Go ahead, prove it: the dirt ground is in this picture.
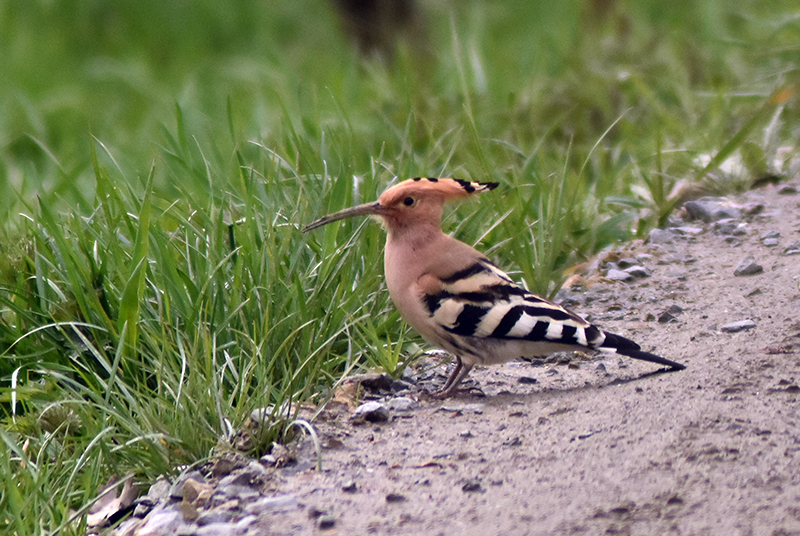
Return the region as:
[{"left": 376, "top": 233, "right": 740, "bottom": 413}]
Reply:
[{"left": 180, "top": 183, "right": 800, "bottom": 536}]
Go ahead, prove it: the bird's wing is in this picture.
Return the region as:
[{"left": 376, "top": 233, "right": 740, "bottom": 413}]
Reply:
[{"left": 420, "top": 258, "right": 606, "bottom": 350}]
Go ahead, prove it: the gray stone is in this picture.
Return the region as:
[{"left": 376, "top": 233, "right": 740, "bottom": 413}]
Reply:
[
  {"left": 113, "top": 517, "right": 143, "bottom": 536},
  {"left": 684, "top": 199, "right": 716, "bottom": 222},
  {"left": 711, "top": 204, "right": 742, "bottom": 221},
  {"left": 229, "top": 461, "right": 270, "bottom": 486},
  {"left": 648, "top": 228, "right": 675, "bottom": 244},
  {"left": 734, "top": 256, "right": 763, "bottom": 276},
  {"left": 784, "top": 241, "right": 800, "bottom": 256},
  {"left": 713, "top": 219, "right": 747, "bottom": 236},
  {"left": 401, "top": 367, "right": 419, "bottom": 383},
  {"left": 761, "top": 230, "right": 781, "bottom": 240},
  {"left": 249, "top": 402, "right": 292, "bottom": 424},
  {"left": 146, "top": 478, "right": 172, "bottom": 501},
  {"left": 133, "top": 478, "right": 172, "bottom": 518},
  {"left": 721, "top": 320, "right": 756, "bottom": 333},
  {"left": 352, "top": 401, "right": 390, "bottom": 422},
  {"left": 216, "top": 484, "right": 260, "bottom": 502},
  {"left": 606, "top": 268, "right": 633, "bottom": 281},
  {"left": 317, "top": 515, "right": 336, "bottom": 529},
  {"left": 461, "top": 479, "right": 484, "bottom": 493},
  {"left": 386, "top": 397, "right": 415, "bottom": 412},
  {"left": 763, "top": 238, "right": 779, "bottom": 247},
  {"left": 624, "top": 265, "right": 651, "bottom": 278},
  {"left": 196, "top": 508, "right": 236, "bottom": 526},
  {"left": 438, "top": 403, "right": 485, "bottom": 414},
  {"left": 685, "top": 198, "right": 742, "bottom": 223},
  {"left": 133, "top": 506, "right": 182, "bottom": 536},
  {"left": 243, "top": 495, "right": 298, "bottom": 515},
  {"left": 658, "top": 305, "right": 683, "bottom": 323},
  {"left": 672, "top": 226, "right": 704, "bottom": 235},
  {"left": 778, "top": 184, "right": 798, "bottom": 194},
  {"left": 356, "top": 372, "right": 394, "bottom": 391},
  {"left": 235, "top": 515, "right": 257, "bottom": 530},
  {"left": 170, "top": 471, "right": 206, "bottom": 500},
  {"left": 390, "top": 379, "right": 413, "bottom": 392},
  {"left": 194, "top": 522, "right": 248, "bottom": 536}
]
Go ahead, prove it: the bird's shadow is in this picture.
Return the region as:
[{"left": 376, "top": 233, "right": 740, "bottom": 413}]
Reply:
[{"left": 425, "top": 364, "right": 684, "bottom": 402}]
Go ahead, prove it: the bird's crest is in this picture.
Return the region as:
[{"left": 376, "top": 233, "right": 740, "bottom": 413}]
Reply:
[{"left": 378, "top": 178, "right": 498, "bottom": 206}]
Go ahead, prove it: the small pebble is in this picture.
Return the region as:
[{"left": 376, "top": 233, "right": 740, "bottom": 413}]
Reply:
[
  {"left": 778, "top": 184, "right": 798, "bottom": 194},
  {"left": 713, "top": 219, "right": 747, "bottom": 236},
  {"left": 386, "top": 397, "right": 415, "bottom": 412},
  {"left": 721, "top": 320, "right": 756, "bottom": 333},
  {"left": 658, "top": 305, "right": 683, "bottom": 323},
  {"left": 784, "top": 241, "right": 800, "bottom": 256},
  {"left": 672, "top": 226, "right": 704, "bottom": 235},
  {"left": 684, "top": 200, "right": 716, "bottom": 222},
  {"left": 317, "top": 515, "right": 336, "bottom": 529},
  {"left": 132, "top": 507, "right": 182, "bottom": 536},
  {"left": 352, "top": 402, "right": 390, "bottom": 423},
  {"left": 391, "top": 379, "right": 413, "bottom": 392},
  {"left": 170, "top": 471, "right": 206, "bottom": 500},
  {"left": 624, "top": 265, "right": 651, "bottom": 278},
  {"left": 518, "top": 376, "right": 538, "bottom": 384},
  {"left": 439, "top": 403, "right": 485, "bottom": 414},
  {"left": 763, "top": 238, "right": 779, "bottom": 247},
  {"left": 196, "top": 508, "right": 236, "bottom": 526},
  {"left": 461, "top": 479, "right": 484, "bottom": 493},
  {"left": 606, "top": 269, "right": 633, "bottom": 281},
  {"left": 649, "top": 228, "right": 675, "bottom": 244},
  {"left": 242, "top": 495, "right": 297, "bottom": 515},
  {"left": 734, "top": 256, "right": 763, "bottom": 276},
  {"left": 357, "top": 373, "right": 394, "bottom": 391},
  {"left": 386, "top": 493, "right": 407, "bottom": 503},
  {"left": 685, "top": 199, "right": 742, "bottom": 223}
]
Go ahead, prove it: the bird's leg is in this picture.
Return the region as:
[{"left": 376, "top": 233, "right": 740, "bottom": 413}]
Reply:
[{"left": 431, "top": 356, "right": 474, "bottom": 399}]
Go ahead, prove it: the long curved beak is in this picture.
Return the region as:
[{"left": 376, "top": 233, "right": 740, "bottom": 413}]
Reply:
[{"left": 301, "top": 201, "right": 384, "bottom": 232}]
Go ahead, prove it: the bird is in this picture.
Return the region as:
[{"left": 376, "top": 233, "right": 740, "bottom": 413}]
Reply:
[{"left": 303, "top": 177, "right": 686, "bottom": 398}]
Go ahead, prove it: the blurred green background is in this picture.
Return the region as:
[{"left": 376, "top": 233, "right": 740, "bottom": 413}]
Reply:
[
  {"left": 1, "top": 1, "right": 798, "bottom": 533},
  {"left": 3, "top": 0, "right": 797, "bottom": 220}
]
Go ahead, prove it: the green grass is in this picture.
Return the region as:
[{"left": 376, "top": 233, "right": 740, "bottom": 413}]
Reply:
[{"left": 1, "top": 0, "right": 799, "bottom": 533}]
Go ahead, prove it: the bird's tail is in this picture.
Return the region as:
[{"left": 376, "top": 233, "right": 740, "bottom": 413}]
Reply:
[{"left": 599, "top": 331, "right": 686, "bottom": 370}]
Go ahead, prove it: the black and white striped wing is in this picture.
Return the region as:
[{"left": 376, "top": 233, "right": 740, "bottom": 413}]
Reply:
[
  {"left": 423, "top": 259, "right": 605, "bottom": 350},
  {"left": 422, "top": 259, "right": 685, "bottom": 370}
]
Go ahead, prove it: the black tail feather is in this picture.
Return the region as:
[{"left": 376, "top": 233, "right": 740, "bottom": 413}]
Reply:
[{"left": 601, "top": 332, "right": 686, "bottom": 371}]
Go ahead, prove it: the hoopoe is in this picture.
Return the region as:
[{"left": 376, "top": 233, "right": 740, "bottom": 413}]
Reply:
[{"left": 303, "top": 178, "right": 685, "bottom": 397}]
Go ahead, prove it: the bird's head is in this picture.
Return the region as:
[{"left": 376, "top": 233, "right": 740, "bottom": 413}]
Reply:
[{"left": 302, "top": 177, "right": 498, "bottom": 233}]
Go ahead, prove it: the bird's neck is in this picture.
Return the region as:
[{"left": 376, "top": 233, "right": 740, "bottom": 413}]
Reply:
[{"left": 385, "top": 222, "right": 443, "bottom": 253}]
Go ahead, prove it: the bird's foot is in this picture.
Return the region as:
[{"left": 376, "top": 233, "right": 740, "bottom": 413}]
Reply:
[{"left": 427, "top": 383, "right": 485, "bottom": 399}]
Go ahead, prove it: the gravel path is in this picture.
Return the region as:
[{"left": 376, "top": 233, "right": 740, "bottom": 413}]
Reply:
[{"left": 108, "top": 182, "right": 800, "bottom": 536}]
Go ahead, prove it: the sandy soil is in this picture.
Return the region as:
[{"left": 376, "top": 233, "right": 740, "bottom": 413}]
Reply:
[{"left": 178, "top": 183, "right": 800, "bottom": 536}]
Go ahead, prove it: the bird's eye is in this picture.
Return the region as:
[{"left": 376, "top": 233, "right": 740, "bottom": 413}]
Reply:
[{"left": 403, "top": 197, "right": 415, "bottom": 206}]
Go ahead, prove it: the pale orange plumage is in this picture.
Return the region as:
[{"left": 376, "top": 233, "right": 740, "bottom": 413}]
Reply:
[{"left": 304, "top": 178, "right": 684, "bottom": 397}]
